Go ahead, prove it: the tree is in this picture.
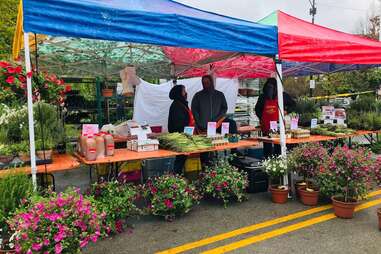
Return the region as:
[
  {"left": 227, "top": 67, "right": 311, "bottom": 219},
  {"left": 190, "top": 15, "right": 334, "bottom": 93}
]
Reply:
[{"left": 0, "top": 0, "right": 18, "bottom": 59}]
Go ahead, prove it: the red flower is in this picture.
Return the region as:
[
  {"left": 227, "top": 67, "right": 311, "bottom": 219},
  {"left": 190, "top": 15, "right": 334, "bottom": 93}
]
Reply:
[
  {"left": 27, "top": 71, "right": 33, "bottom": 78},
  {"left": 222, "top": 181, "right": 228, "bottom": 188},
  {"left": 0, "top": 61, "right": 10, "bottom": 68},
  {"left": 56, "top": 79, "right": 64, "bottom": 85},
  {"left": 164, "top": 199, "right": 173, "bottom": 209},
  {"left": 5, "top": 76, "right": 15, "bottom": 84},
  {"left": 7, "top": 67, "right": 16, "bottom": 74},
  {"left": 150, "top": 187, "right": 158, "bottom": 194},
  {"left": 15, "top": 66, "right": 22, "bottom": 74},
  {"left": 65, "top": 85, "right": 71, "bottom": 93},
  {"left": 18, "top": 75, "right": 26, "bottom": 83},
  {"left": 210, "top": 171, "right": 216, "bottom": 178}
]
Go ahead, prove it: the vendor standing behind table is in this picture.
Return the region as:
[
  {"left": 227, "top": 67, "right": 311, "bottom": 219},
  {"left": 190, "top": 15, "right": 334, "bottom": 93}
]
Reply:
[
  {"left": 191, "top": 75, "right": 237, "bottom": 134},
  {"left": 255, "top": 78, "right": 295, "bottom": 159},
  {"left": 168, "top": 85, "right": 195, "bottom": 174},
  {"left": 192, "top": 75, "right": 238, "bottom": 165}
]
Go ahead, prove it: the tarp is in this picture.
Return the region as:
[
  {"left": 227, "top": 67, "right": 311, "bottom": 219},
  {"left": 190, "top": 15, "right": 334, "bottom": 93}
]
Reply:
[
  {"left": 22, "top": 0, "right": 277, "bottom": 55},
  {"left": 133, "top": 78, "right": 239, "bottom": 131},
  {"left": 164, "top": 10, "right": 381, "bottom": 78}
]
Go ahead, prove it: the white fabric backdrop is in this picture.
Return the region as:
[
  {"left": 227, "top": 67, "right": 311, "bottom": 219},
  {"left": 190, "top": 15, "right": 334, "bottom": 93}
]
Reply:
[{"left": 133, "top": 78, "right": 239, "bottom": 131}]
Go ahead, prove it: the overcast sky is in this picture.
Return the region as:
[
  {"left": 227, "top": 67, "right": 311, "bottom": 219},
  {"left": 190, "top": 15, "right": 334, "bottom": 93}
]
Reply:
[{"left": 177, "top": 0, "right": 380, "bottom": 33}]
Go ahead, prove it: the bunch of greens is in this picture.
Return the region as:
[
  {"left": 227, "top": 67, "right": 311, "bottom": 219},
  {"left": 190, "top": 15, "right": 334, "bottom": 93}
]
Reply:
[
  {"left": 158, "top": 133, "right": 212, "bottom": 152},
  {"left": 310, "top": 124, "right": 355, "bottom": 137}
]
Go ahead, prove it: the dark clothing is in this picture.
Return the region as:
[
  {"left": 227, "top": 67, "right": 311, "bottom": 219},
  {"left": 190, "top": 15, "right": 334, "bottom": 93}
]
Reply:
[
  {"left": 254, "top": 92, "right": 296, "bottom": 120},
  {"left": 191, "top": 89, "right": 228, "bottom": 131},
  {"left": 168, "top": 101, "right": 190, "bottom": 133}
]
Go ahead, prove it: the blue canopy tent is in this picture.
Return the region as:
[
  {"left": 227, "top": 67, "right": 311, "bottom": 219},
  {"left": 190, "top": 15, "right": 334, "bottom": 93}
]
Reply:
[{"left": 21, "top": 0, "right": 279, "bottom": 187}]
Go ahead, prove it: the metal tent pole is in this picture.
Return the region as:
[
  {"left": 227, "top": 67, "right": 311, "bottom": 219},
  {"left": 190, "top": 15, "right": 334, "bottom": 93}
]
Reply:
[
  {"left": 24, "top": 32, "right": 38, "bottom": 190},
  {"left": 275, "top": 57, "right": 288, "bottom": 187}
]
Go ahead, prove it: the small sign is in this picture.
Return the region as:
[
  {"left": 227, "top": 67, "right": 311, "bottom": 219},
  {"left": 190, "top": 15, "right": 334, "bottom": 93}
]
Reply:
[
  {"left": 311, "top": 118, "right": 318, "bottom": 129},
  {"left": 270, "top": 121, "right": 278, "bottom": 132},
  {"left": 207, "top": 122, "right": 217, "bottom": 137},
  {"left": 221, "top": 122, "right": 230, "bottom": 136},
  {"left": 184, "top": 126, "right": 195, "bottom": 136},
  {"left": 309, "top": 80, "right": 316, "bottom": 89},
  {"left": 130, "top": 128, "right": 147, "bottom": 141},
  {"left": 290, "top": 118, "right": 299, "bottom": 130},
  {"left": 322, "top": 106, "right": 335, "bottom": 120},
  {"left": 337, "top": 119, "right": 345, "bottom": 125},
  {"left": 82, "top": 124, "right": 99, "bottom": 136},
  {"left": 324, "top": 119, "right": 334, "bottom": 125}
]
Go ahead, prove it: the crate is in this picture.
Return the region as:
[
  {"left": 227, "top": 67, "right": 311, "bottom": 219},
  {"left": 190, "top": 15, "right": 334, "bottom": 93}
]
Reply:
[
  {"left": 142, "top": 157, "right": 175, "bottom": 182},
  {"left": 120, "top": 160, "right": 142, "bottom": 173},
  {"left": 184, "top": 157, "right": 201, "bottom": 172}
]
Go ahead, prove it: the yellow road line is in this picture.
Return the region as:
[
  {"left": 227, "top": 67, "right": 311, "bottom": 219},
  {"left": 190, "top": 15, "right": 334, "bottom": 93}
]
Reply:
[
  {"left": 202, "top": 197, "right": 381, "bottom": 254},
  {"left": 156, "top": 189, "right": 381, "bottom": 254}
]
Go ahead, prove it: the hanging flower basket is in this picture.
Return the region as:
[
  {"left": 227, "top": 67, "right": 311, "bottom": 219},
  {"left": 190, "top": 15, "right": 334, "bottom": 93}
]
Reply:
[{"left": 102, "top": 88, "right": 113, "bottom": 97}]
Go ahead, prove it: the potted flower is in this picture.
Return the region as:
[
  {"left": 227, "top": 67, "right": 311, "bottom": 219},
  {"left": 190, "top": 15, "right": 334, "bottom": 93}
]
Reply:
[
  {"left": 8, "top": 188, "right": 104, "bottom": 253},
  {"left": 374, "top": 157, "right": 381, "bottom": 230},
  {"left": 0, "top": 144, "right": 14, "bottom": 165},
  {"left": 102, "top": 80, "right": 113, "bottom": 98},
  {"left": 88, "top": 181, "right": 142, "bottom": 234},
  {"left": 288, "top": 143, "right": 328, "bottom": 205},
  {"left": 0, "top": 173, "right": 33, "bottom": 253},
  {"left": 143, "top": 174, "right": 201, "bottom": 221},
  {"left": 198, "top": 158, "right": 248, "bottom": 207},
  {"left": 263, "top": 155, "right": 289, "bottom": 204},
  {"left": 323, "top": 146, "right": 374, "bottom": 219},
  {"left": 35, "top": 139, "right": 54, "bottom": 161}
]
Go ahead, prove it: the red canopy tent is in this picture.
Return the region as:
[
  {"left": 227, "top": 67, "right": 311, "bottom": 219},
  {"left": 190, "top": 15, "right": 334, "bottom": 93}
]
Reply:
[{"left": 163, "top": 10, "right": 381, "bottom": 78}]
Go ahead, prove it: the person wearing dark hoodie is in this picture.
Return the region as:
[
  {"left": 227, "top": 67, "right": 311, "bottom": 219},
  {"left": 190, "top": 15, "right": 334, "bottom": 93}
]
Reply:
[
  {"left": 168, "top": 85, "right": 195, "bottom": 174},
  {"left": 191, "top": 75, "right": 237, "bottom": 133},
  {"left": 255, "top": 78, "right": 296, "bottom": 158}
]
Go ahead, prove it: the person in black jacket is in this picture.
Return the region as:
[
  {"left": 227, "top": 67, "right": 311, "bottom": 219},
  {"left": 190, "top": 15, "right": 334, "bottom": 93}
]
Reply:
[
  {"left": 255, "top": 78, "right": 296, "bottom": 158},
  {"left": 168, "top": 85, "right": 195, "bottom": 174}
]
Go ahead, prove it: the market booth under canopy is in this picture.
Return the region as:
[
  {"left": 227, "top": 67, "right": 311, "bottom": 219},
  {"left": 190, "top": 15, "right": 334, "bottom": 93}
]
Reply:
[{"left": 21, "top": 0, "right": 280, "bottom": 188}]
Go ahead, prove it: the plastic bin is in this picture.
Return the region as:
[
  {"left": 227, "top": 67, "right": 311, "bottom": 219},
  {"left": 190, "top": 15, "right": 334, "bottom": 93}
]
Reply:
[
  {"left": 185, "top": 157, "right": 202, "bottom": 172},
  {"left": 142, "top": 157, "right": 175, "bottom": 182},
  {"left": 120, "top": 160, "right": 142, "bottom": 173}
]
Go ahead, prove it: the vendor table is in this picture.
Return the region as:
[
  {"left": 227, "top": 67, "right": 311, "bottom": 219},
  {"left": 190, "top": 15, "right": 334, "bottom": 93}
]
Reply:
[
  {"left": 0, "top": 154, "right": 80, "bottom": 178},
  {"left": 256, "top": 130, "right": 381, "bottom": 145},
  {"left": 75, "top": 140, "right": 259, "bottom": 182}
]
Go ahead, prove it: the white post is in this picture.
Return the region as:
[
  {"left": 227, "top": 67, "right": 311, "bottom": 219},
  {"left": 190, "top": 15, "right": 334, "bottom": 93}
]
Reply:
[
  {"left": 24, "top": 32, "right": 37, "bottom": 190},
  {"left": 275, "top": 57, "right": 288, "bottom": 187}
]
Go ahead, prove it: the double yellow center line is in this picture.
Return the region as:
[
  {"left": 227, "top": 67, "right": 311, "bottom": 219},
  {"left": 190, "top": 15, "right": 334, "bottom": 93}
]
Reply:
[{"left": 157, "top": 190, "right": 381, "bottom": 254}]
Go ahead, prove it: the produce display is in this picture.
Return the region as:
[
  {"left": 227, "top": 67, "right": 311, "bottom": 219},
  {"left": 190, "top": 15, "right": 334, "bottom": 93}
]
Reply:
[
  {"left": 290, "top": 129, "right": 311, "bottom": 139},
  {"left": 310, "top": 124, "right": 355, "bottom": 137},
  {"left": 158, "top": 133, "right": 212, "bottom": 152}
]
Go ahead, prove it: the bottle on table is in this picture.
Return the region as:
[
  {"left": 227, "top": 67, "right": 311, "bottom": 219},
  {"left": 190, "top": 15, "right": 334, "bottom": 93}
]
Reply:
[
  {"left": 104, "top": 133, "right": 115, "bottom": 156},
  {"left": 95, "top": 133, "right": 105, "bottom": 159},
  {"left": 85, "top": 135, "right": 97, "bottom": 161},
  {"left": 79, "top": 134, "right": 88, "bottom": 157}
]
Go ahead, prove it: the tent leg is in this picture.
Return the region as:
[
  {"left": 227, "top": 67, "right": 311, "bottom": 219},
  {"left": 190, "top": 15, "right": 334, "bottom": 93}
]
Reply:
[
  {"left": 275, "top": 58, "right": 289, "bottom": 187},
  {"left": 24, "top": 32, "right": 37, "bottom": 190}
]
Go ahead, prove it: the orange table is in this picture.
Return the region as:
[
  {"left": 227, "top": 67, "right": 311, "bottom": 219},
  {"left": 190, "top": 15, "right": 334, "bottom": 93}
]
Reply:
[
  {"left": 76, "top": 140, "right": 260, "bottom": 165},
  {"left": 256, "top": 130, "right": 381, "bottom": 145},
  {"left": 0, "top": 154, "right": 80, "bottom": 178}
]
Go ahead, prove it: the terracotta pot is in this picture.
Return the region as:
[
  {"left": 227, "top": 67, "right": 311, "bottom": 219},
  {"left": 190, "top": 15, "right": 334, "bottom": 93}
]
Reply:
[
  {"left": 294, "top": 181, "right": 308, "bottom": 198},
  {"left": 36, "top": 150, "right": 53, "bottom": 160},
  {"left": 270, "top": 186, "right": 289, "bottom": 204},
  {"left": 299, "top": 188, "right": 319, "bottom": 206},
  {"left": 18, "top": 153, "right": 30, "bottom": 162},
  {"left": 331, "top": 196, "right": 359, "bottom": 219},
  {"left": 102, "top": 88, "right": 113, "bottom": 97},
  {"left": 0, "top": 155, "right": 14, "bottom": 164},
  {"left": 378, "top": 208, "right": 381, "bottom": 231}
]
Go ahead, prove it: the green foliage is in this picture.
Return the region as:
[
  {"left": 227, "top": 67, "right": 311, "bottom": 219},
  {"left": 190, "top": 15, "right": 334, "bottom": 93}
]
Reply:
[
  {"left": 0, "top": 173, "right": 33, "bottom": 229},
  {"left": 370, "top": 142, "right": 381, "bottom": 154},
  {"left": 0, "top": 0, "right": 18, "bottom": 58},
  {"left": 88, "top": 181, "right": 141, "bottom": 233},
  {"left": 198, "top": 158, "right": 248, "bottom": 207},
  {"left": 292, "top": 98, "right": 321, "bottom": 127},
  {"left": 347, "top": 96, "right": 381, "bottom": 130}
]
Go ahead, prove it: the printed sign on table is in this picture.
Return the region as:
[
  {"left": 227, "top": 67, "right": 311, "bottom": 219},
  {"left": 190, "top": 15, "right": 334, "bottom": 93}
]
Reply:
[
  {"left": 311, "top": 118, "right": 318, "bottom": 129},
  {"left": 221, "top": 122, "right": 230, "bottom": 136},
  {"left": 184, "top": 126, "right": 195, "bottom": 136},
  {"left": 290, "top": 118, "right": 299, "bottom": 130},
  {"left": 270, "top": 121, "right": 278, "bottom": 132},
  {"left": 207, "top": 122, "right": 217, "bottom": 137}
]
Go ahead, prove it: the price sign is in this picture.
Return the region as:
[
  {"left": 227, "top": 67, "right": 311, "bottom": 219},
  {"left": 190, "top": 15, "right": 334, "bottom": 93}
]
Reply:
[
  {"left": 82, "top": 124, "right": 99, "bottom": 136},
  {"left": 311, "top": 118, "right": 318, "bottom": 129},
  {"left": 221, "top": 122, "right": 230, "bottom": 136},
  {"left": 184, "top": 126, "right": 195, "bottom": 136},
  {"left": 270, "top": 121, "right": 278, "bottom": 131},
  {"left": 207, "top": 122, "right": 217, "bottom": 137},
  {"left": 290, "top": 118, "right": 299, "bottom": 130}
]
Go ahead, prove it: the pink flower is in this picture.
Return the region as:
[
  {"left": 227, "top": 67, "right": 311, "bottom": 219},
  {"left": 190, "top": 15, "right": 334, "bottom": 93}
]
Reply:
[
  {"left": 14, "top": 66, "right": 22, "bottom": 74},
  {"left": 54, "top": 231, "right": 66, "bottom": 242},
  {"left": 79, "top": 239, "right": 89, "bottom": 248},
  {"left": 21, "top": 233, "right": 29, "bottom": 240},
  {"left": 90, "top": 235, "right": 98, "bottom": 243},
  {"left": 43, "top": 238, "right": 50, "bottom": 246},
  {"left": 26, "top": 249, "right": 32, "bottom": 254},
  {"left": 15, "top": 244, "right": 21, "bottom": 253},
  {"left": 7, "top": 67, "right": 16, "bottom": 74},
  {"left": 27, "top": 71, "right": 33, "bottom": 78},
  {"left": 55, "top": 243, "right": 62, "bottom": 254},
  {"left": 0, "top": 61, "right": 9, "bottom": 68},
  {"left": 164, "top": 199, "right": 173, "bottom": 209},
  {"left": 46, "top": 213, "right": 61, "bottom": 222},
  {"left": 32, "top": 242, "right": 43, "bottom": 251},
  {"left": 56, "top": 197, "right": 66, "bottom": 208},
  {"left": 6, "top": 75, "right": 15, "bottom": 84}
]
